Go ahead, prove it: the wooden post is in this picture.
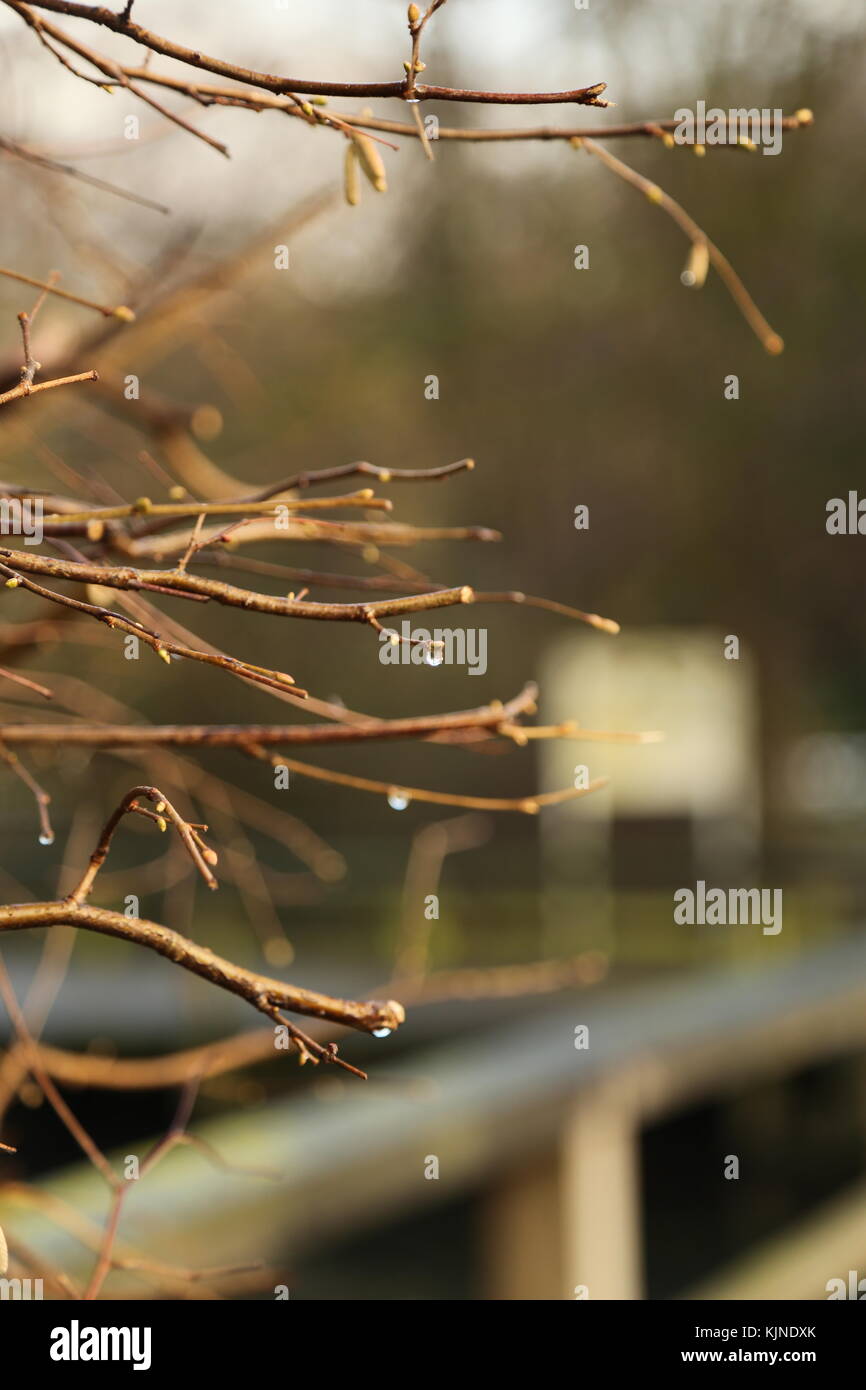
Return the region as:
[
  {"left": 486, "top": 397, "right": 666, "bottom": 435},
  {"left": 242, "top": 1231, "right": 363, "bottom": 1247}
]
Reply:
[
  {"left": 481, "top": 1151, "right": 564, "bottom": 1300},
  {"left": 481, "top": 1083, "right": 644, "bottom": 1299},
  {"left": 559, "top": 1085, "right": 644, "bottom": 1300}
]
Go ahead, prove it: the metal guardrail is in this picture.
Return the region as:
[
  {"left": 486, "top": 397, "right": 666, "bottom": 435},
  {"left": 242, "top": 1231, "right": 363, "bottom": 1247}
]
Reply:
[{"left": 3, "top": 933, "right": 866, "bottom": 1298}]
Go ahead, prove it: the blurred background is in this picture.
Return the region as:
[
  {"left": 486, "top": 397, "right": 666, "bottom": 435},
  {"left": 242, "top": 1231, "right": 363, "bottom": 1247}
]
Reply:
[{"left": 0, "top": 0, "right": 865, "bottom": 1300}]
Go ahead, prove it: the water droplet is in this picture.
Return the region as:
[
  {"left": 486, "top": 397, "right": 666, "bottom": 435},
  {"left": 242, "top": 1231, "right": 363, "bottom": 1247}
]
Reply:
[
  {"left": 38, "top": 831, "right": 54, "bottom": 846},
  {"left": 372, "top": 1028, "right": 392, "bottom": 1038},
  {"left": 424, "top": 644, "right": 444, "bottom": 667},
  {"left": 387, "top": 792, "right": 410, "bottom": 811}
]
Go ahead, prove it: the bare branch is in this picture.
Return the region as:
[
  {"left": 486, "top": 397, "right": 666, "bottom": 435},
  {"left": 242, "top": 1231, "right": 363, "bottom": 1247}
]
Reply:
[
  {"left": 7, "top": 0, "right": 611, "bottom": 107},
  {"left": 0, "top": 368, "right": 99, "bottom": 408},
  {"left": 576, "top": 137, "right": 785, "bottom": 354},
  {"left": 0, "top": 547, "right": 476, "bottom": 623},
  {"left": 0, "top": 265, "right": 133, "bottom": 320},
  {"left": 0, "top": 786, "right": 405, "bottom": 1039}
]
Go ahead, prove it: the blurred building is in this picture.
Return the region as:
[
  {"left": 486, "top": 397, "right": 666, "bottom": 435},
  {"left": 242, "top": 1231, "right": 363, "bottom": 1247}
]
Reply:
[{"left": 540, "top": 627, "right": 760, "bottom": 966}]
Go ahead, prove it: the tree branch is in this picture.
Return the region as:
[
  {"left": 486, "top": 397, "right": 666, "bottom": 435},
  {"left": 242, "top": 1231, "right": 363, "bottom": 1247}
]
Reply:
[
  {"left": 8, "top": 0, "right": 609, "bottom": 105},
  {"left": 0, "top": 369, "right": 98, "bottom": 409},
  {"left": 0, "top": 900, "right": 405, "bottom": 1035},
  {"left": 0, "top": 786, "right": 405, "bottom": 1044},
  {"left": 0, "top": 684, "right": 542, "bottom": 749},
  {"left": 0, "top": 547, "right": 475, "bottom": 623}
]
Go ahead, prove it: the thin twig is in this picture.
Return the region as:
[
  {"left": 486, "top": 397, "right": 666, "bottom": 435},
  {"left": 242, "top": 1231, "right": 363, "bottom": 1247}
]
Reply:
[
  {"left": 577, "top": 137, "right": 785, "bottom": 354},
  {"left": 0, "top": 559, "right": 307, "bottom": 697},
  {"left": 0, "top": 369, "right": 99, "bottom": 408},
  {"left": 0, "top": 740, "right": 54, "bottom": 843},
  {"left": 0, "top": 265, "right": 133, "bottom": 319},
  {"left": 7, "top": 0, "right": 611, "bottom": 107},
  {"left": 0, "top": 785, "right": 405, "bottom": 1039}
]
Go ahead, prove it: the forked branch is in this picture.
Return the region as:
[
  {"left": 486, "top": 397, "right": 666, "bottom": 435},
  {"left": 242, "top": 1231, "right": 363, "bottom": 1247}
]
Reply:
[{"left": 0, "top": 787, "right": 405, "bottom": 1075}]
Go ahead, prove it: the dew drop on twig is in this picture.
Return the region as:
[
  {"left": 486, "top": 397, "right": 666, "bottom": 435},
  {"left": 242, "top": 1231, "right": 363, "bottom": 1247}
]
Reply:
[
  {"left": 387, "top": 792, "right": 410, "bottom": 811},
  {"left": 38, "top": 831, "right": 54, "bottom": 846},
  {"left": 372, "top": 1028, "right": 392, "bottom": 1038}
]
